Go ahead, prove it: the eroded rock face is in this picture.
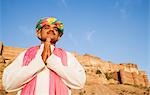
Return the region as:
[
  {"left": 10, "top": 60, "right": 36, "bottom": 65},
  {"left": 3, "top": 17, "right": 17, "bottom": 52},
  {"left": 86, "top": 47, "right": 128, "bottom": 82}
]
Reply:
[
  {"left": 0, "top": 42, "right": 149, "bottom": 95},
  {"left": 73, "top": 53, "right": 149, "bottom": 87},
  {"left": 2, "top": 46, "right": 26, "bottom": 60}
]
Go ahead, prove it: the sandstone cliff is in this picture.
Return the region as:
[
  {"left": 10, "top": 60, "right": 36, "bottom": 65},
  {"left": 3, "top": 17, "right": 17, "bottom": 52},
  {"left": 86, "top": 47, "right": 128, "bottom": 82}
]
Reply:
[
  {"left": 0, "top": 42, "right": 150, "bottom": 95},
  {"left": 73, "top": 52, "right": 149, "bottom": 87}
]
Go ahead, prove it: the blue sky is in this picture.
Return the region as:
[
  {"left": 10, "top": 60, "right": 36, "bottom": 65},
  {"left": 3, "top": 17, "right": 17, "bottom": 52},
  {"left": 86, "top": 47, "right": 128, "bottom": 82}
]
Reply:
[{"left": 0, "top": 0, "right": 149, "bottom": 79}]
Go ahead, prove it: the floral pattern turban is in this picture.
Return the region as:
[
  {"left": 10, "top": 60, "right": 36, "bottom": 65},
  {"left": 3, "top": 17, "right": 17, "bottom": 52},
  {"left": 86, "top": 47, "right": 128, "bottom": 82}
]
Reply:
[{"left": 36, "top": 17, "right": 64, "bottom": 33}]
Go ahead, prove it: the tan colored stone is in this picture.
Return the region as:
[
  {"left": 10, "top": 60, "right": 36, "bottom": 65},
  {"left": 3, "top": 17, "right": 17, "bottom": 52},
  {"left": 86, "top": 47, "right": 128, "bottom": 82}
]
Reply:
[
  {"left": 108, "top": 79, "right": 119, "bottom": 84},
  {"left": 72, "top": 84, "right": 118, "bottom": 95},
  {"left": 0, "top": 63, "right": 5, "bottom": 72},
  {"left": 0, "top": 42, "right": 3, "bottom": 55},
  {"left": 119, "top": 63, "right": 138, "bottom": 74},
  {"left": 111, "top": 72, "right": 119, "bottom": 81},
  {"left": 0, "top": 56, "right": 4, "bottom": 63},
  {"left": 0, "top": 79, "right": 3, "bottom": 90},
  {"left": 143, "top": 75, "right": 149, "bottom": 87},
  {"left": 2, "top": 46, "right": 25, "bottom": 60},
  {"left": 132, "top": 72, "right": 149, "bottom": 87},
  {"left": 120, "top": 70, "right": 134, "bottom": 85}
]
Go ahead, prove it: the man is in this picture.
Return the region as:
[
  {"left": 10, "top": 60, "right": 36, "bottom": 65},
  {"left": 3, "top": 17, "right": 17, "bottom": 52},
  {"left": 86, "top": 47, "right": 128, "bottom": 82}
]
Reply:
[{"left": 2, "top": 17, "right": 86, "bottom": 95}]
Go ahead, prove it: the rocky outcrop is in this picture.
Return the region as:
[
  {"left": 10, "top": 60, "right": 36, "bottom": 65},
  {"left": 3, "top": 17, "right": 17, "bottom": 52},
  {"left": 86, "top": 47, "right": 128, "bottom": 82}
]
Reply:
[
  {"left": 73, "top": 52, "right": 149, "bottom": 87},
  {"left": 106, "top": 66, "right": 149, "bottom": 87},
  {"left": 0, "top": 42, "right": 150, "bottom": 95},
  {"left": 120, "top": 70, "right": 135, "bottom": 85},
  {"left": 2, "top": 46, "right": 25, "bottom": 60}
]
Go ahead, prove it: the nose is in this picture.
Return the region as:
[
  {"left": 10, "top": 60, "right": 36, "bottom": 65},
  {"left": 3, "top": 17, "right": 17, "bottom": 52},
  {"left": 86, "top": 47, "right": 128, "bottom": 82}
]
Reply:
[{"left": 47, "top": 29, "right": 54, "bottom": 35}]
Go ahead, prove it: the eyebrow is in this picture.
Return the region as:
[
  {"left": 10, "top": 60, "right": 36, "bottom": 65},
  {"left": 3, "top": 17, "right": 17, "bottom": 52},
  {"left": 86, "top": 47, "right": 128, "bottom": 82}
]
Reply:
[
  {"left": 44, "top": 25, "right": 51, "bottom": 28},
  {"left": 42, "top": 25, "right": 59, "bottom": 31}
]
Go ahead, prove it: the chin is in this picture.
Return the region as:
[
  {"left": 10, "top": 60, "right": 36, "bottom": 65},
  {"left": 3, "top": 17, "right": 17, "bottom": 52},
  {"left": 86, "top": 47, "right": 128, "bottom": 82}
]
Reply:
[
  {"left": 40, "top": 38, "right": 46, "bottom": 42},
  {"left": 51, "top": 40, "right": 57, "bottom": 44}
]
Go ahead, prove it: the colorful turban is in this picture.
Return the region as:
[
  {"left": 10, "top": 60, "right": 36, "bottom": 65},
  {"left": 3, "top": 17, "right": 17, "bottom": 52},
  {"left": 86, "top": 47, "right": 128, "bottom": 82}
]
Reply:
[{"left": 36, "top": 17, "right": 64, "bottom": 33}]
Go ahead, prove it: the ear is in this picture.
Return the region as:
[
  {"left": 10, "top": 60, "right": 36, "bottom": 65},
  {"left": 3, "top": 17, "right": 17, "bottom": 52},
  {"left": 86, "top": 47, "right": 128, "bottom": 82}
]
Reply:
[{"left": 36, "top": 29, "right": 41, "bottom": 38}]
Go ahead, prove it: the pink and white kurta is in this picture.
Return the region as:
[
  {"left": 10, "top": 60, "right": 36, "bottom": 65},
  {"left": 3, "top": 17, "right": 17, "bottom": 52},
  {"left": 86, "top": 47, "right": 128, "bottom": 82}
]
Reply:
[{"left": 2, "top": 44, "right": 86, "bottom": 95}]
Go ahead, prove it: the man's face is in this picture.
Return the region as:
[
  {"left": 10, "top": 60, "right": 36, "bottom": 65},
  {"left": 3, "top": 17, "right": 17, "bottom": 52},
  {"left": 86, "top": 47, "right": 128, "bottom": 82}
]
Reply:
[{"left": 37, "top": 24, "right": 61, "bottom": 44}]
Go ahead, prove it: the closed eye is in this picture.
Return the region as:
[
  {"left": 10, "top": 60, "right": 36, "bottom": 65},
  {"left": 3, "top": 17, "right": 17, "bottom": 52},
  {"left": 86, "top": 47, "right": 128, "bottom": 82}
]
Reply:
[{"left": 53, "top": 27, "right": 58, "bottom": 31}]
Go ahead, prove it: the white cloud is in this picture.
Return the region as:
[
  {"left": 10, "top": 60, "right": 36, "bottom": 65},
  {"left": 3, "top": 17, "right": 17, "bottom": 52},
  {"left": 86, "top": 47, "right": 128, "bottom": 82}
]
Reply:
[
  {"left": 113, "top": 0, "right": 130, "bottom": 19},
  {"left": 59, "top": 0, "right": 68, "bottom": 8},
  {"left": 86, "top": 30, "right": 96, "bottom": 42}
]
